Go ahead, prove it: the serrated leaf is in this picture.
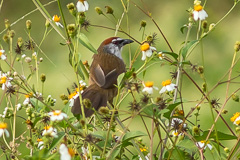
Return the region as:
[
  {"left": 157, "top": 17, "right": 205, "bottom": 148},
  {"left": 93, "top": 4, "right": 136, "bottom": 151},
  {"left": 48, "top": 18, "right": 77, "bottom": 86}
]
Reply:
[
  {"left": 122, "top": 131, "right": 146, "bottom": 142},
  {"left": 180, "top": 40, "right": 198, "bottom": 60},
  {"left": 78, "top": 33, "right": 97, "bottom": 54},
  {"left": 48, "top": 132, "right": 65, "bottom": 154},
  {"left": 163, "top": 102, "right": 181, "bottom": 119}
]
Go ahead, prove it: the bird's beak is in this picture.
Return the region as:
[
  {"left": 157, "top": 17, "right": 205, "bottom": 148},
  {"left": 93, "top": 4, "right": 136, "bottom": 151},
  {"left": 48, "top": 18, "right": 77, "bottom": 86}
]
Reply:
[{"left": 121, "top": 39, "right": 134, "bottom": 46}]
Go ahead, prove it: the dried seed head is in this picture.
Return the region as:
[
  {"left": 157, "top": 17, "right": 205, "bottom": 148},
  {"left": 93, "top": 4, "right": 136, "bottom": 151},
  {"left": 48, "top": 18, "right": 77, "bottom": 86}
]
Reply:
[
  {"left": 99, "top": 106, "right": 109, "bottom": 115},
  {"left": 5, "top": 19, "right": 10, "bottom": 30},
  {"left": 83, "top": 99, "right": 92, "bottom": 109},
  {"left": 40, "top": 73, "right": 46, "bottom": 83},
  {"left": 105, "top": 6, "right": 114, "bottom": 14},
  {"left": 95, "top": 7, "right": 104, "bottom": 15},
  {"left": 234, "top": 41, "right": 240, "bottom": 52}
]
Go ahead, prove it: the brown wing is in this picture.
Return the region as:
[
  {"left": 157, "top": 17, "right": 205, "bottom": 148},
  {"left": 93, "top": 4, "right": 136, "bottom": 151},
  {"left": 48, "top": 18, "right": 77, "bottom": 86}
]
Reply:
[{"left": 89, "top": 53, "right": 125, "bottom": 88}]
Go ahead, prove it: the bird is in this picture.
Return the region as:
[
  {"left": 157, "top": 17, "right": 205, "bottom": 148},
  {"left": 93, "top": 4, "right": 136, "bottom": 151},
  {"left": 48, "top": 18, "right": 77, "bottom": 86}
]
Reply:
[{"left": 71, "top": 37, "right": 134, "bottom": 117}]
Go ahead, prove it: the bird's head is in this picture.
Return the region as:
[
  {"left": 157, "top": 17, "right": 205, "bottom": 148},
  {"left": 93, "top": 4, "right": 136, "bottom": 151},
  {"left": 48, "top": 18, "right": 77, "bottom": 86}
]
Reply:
[{"left": 97, "top": 37, "right": 134, "bottom": 59}]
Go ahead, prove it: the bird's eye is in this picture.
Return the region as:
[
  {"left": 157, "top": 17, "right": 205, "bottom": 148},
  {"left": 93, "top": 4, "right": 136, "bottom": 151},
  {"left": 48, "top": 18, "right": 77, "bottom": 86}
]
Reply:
[{"left": 112, "top": 40, "right": 118, "bottom": 44}]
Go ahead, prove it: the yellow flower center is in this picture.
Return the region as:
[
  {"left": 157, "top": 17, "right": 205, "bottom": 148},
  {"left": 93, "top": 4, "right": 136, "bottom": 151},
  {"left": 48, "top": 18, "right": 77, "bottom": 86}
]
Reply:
[
  {"left": 200, "top": 140, "right": 209, "bottom": 144},
  {"left": 37, "top": 138, "right": 43, "bottom": 142},
  {"left": 231, "top": 112, "right": 240, "bottom": 122},
  {"left": 140, "top": 42, "right": 150, "bottom": 51},
  {"left": 53, "top": 110, "right": 61, "bottom": 116},
  {"left": 178, "top": 110, "right": 184, "bottom": 115},
  {"left": 140, "top": 147, "right": 147, "bottom": 152},
  {"left": 25, "top": 92, "right": 33, "bottom": 98},
  {"left": 194, "top": 5, "right": 203, "bottom": 11},
  {"left": 235, "top": 120, "right": 240, "bottom": 125},
  {"left": 79, "top": 0, "right": 85, "bottom": 2},
  {"left": 68, "top": 148, "right": 75, "bottom": 157},
  {"left": 0, "top": 76, "right": 6, "bottom": 84},
  {"left": 162, "top": 79, "right": 171, "bottom": 86},
  {"left": 0, "top": 122, "right": 7, "bottom": 129},
  {"left": 144, "top": 81, "right": 154, "bottom": 87},
  {"left": 53, "top": 15, "right": 61, "bottom": 22},
  {"left": 0, "top": 51, "right": 3, "bottom": 56},
  {"left": 68, "top": 91, "right": 77, "bottom": 99},
  {"left": 173, "top": 132, "right": 179, "bottom": 136},
  {"left": 158, "top": 53, "right": 163, "bottom": 58},
  {"left": 44, "top": 125, "right": 51, "bottom": 130}
]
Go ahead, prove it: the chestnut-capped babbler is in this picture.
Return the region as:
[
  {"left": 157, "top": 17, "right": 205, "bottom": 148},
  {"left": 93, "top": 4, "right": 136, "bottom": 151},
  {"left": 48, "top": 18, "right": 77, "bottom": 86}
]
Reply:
[{"left": 71, "top": 37, "right": 134, "bottom": 117}]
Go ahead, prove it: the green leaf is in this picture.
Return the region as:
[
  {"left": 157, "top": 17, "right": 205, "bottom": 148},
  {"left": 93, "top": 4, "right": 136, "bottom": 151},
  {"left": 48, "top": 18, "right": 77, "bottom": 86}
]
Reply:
[
  {"left": 194, "top": 131, "right": 237, "bottom": 141},
  {"left": 48, "top": 132, "right": 65, "bottom": 154},
  {"left": 180, "top": 40, "right": 198, "bottom": 60},
  {"left": 107, "top": 145, "right": 121, "bottom": 160},
  {"left": 163, "top": 102, "right": 181, "bottom": 119},
  {"left": 180, "top": 25, "right": 187, "bottom": 34},
  {"left": 77, "top": 65, "right": 85, "bottom": 80},
  {"left": 122, "top": 131, "right": 146, "bottom": 142},
  {"left": 78, "top": 33, "right": 97, "bottom": 54},
  {"left": 163, "top": 51, "right": 178, "bottom": 60}
]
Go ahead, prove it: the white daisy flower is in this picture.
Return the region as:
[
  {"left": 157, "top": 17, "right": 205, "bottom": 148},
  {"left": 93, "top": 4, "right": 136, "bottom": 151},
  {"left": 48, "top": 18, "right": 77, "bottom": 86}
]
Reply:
[
  {"left": 76, "top": 0, "right": 89, "bottom": 12},
  {"left": 52, "top": 15, "right": 63, "bottom": 28},
  {"left": 0, "top": 122, "right": 9, "bottom": 137},
  {"left": 159, "top": 79, "right": 176, "bottom": 94},
  {"left": 42, "top": 126, "right": 58, "bottom": 138},
  {"left": 158, "top": 52, "right": 165, "bottom": 60},
  {"left": 230, "top": 112, "right": 240, "bottom": 126},
  {"left": 193, "top": 4, "right": 208, "bottom": 21},
  {"left": 172, "top": 130, "right": 183, "bottom": 137},
  {"left": 142, "top": 81, "right": 158, "bottom": 94},
  {"left": 59, "top": 144, "right": 75, "bottom": 160},
  {"left": 0, "top": 50, "right": 6, "bottom": 60},
  {"left": 140, "top": 42, "right": 156, "bottom": 61},
  {"left": 82, "top": 146, "right": 89, "bottom": 160},
  {"left": 0, "top": 72, "right": 13, "bottom": 90},
  {"left": 37, "top": 138, "right": 44, "bottom": 150},
  {"left": 68, "top": 90, "right": 79, "bottom": 107},
  {"left": 48, "top": 110, "right": 68, "bottom": 121},
  {"left": 23, "top": 93, "right": 33, "bottom": 106},
  {"left": 196, "top": 140, "right": 212, "bottom": 150}
]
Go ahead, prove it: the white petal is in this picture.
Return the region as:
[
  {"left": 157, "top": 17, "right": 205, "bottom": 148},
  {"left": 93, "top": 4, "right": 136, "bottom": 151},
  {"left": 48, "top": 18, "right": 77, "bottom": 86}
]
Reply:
[
  {"left": 141, "top": 51, "right": 146, "bottom": 61},
  {"left": 0, "top": 129, "right": 4, "bottom": 137},
  {"left": 193, "top": 11, "right": 199, "bottom": 21},
  {"left": 145, "top": 49, "right": 153, "bottom": 57},
  {"left": 150, "top": 46, "right": 156, "bottom": 51},
  {"left": 207, "top": 144, "right": 213, "bottom": 150},
  {"left": 84, "top": 1, "right": 89, "bottom": 11},
  {"left": 77, "top": 1, "right": 86, "bottom": 12},
  {"left": 142, "top": 87, "right": 153, "bottom": 94},
  {"left": 166, "top": 85, "right": 175, "bottom": 92},
  {"left": 199, "top": 10, "right": 208, "bottom": 20},
  {"left": 1, "top": 54, "right": 6, "bottom": 60},
  {"left": 60, "top": 144, "right": 71, "bottom": 160},
  {"left": 69, "top": 99, "right": 74, "bottom": 107},
  {"left": 4, "top": 130, "right": 9, "bottom": 137},
  {"left": 0, "top": 50, "right": 5, "bottom": 53},
  {"left": 159, "top": 87, "right": 166, "bottom": 94}
]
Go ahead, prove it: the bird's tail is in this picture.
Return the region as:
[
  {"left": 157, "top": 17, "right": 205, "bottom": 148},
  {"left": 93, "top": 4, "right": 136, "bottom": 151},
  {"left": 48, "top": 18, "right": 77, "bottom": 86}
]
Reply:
[{"left": 71, "top": 84, "right": 108, "bottom": 117}]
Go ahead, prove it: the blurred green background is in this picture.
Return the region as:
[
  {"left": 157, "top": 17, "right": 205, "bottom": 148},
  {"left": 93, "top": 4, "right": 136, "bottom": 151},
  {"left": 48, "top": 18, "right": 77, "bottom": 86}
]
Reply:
[{"left": 1, "top": 0, "right": 240, "bottom": 158}]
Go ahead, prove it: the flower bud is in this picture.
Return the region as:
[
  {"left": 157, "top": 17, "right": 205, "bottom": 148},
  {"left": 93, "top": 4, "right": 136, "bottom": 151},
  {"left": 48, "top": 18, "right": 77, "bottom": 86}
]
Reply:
[
  {"left": 224, "top": 147, "right": 230, "bottom": 153},
  {"left": 17, "top": 37, "right": 23, "bottom": 47},
  {"left": 209, "top": 23, "right": 215, "bottom": 31},
  {"left": 80, "top": 119, "right": 86, "bottom": 126},
  {"left": 26, "top": 20, "right": 32, "bottom": 30},
  {"left": 40, "top": 73, "right": 46, "bottom": 83},
  {"left": 196, "top": 105, "right": 201, "bottom": 110},
  {"left": 232, "top": 93, "right": 239, "bottom": 102},
  {"left": 60, "top": 94, "right": 68, "bottom": 100},
  {"left": 202, "top": 20, "right": 207, "bottom": 30},
  {"left": 105, "top": 6, "right": 114, "bottom": 14},
  {"left": 222, "top": 109, "right": 228, "bottom": 114},
  {"left": 235, "top": 126, "right": 240, "bottom": 132},
  {"left": 234, "top": 41, "right": 240, "bottom": 52},
  {"left": 5, "top": 19, "right": 10, "bottom": 30},
  {"left": 140, "top": 20, "right": 147, "bottom": 28},
  {"left": 197, "top": 66, "right": 204, "bottom": 74},
  {"left": 99, "top": 106, "right": 109, "bottom": 115},
  {"left": 3, "top": 34, "right": 9, "bottom": 43},
  {"left": 39, "top": 57, "right": 43, "bottom": 62},
  {"left": 95, "top": 7, "right": 104, "bottom": 15},
  {"left": 45, "top": 20, "right": 50, "bottom": 28},
  {"left": 67, "top": 24, "right": 76, "bottom": 37},
  {"left": 9, "top": 30, "right": 15, "bottom": 38},
  {"left": 202, "top": 83, "right": 206, "bottom": 92},
  {"left": 67, "top": 3, "right": 77, "bottom": 16},
  {"left": 83, "top": 99, "right": 91, "bottom": 109},
  {"left": 192, "top": 126, "right": 200, "bottom": 135},
  {"left": 25, "top": 57, "right": 32, "bottom": 63}
]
